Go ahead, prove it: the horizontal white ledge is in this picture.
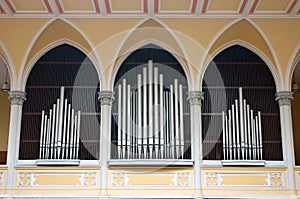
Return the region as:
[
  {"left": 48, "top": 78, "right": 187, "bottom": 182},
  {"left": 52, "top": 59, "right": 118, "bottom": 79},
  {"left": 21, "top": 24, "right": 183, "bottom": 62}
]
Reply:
[
  {"left": 222, "top": 160, "right": 265, "bottom": 166},
  {"left": 203, "top": 160, "right": 285, "bottom": 167},
  {"left": 36, "top": 159, "right": 80, "bottom": 166},
  {"left": 109, "top": 159, "right": 194, "bottom": 166},
  {"left": 17, "top": 160, "right": 100, "bottom": 167}
]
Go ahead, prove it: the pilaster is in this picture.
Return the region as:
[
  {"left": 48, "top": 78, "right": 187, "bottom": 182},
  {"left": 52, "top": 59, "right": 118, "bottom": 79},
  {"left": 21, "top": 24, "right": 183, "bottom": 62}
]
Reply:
[
  {"left": 6, "top": 91, "right": 26, "bottom": 189},
  {"left": 275, "top": 91, "right": 295, "bottom": 191},
  {"left": 187, "top": 91, "right": 204, "bottom": 196},
  {"left": 98, "top": 90, "right": 114, "bottom": 189}
]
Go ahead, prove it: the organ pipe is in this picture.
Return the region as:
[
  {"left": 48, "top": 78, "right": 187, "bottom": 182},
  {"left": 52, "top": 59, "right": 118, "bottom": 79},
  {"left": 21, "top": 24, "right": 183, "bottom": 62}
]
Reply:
[
  {"left": 116, "top": 60, "right": 185, "bottom": 159},
  {"left": 222, "top": 87, "right": 263, "bottom": 161},
  {"left": 39, "top": 87, "right": 81, "bottom": 160}
]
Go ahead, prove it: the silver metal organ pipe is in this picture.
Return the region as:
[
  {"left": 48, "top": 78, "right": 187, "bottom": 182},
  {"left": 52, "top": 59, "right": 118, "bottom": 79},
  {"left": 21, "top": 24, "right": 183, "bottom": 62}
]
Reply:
[
  {"left": 159, "top": 74, "right": 164, "bottom": 159},
  {"left": 234, "top": 99, "right": 240, "bottom": 160},
  {"left": 250, "top": 110, "right": 256, "bottom": 160},
  {"left": 66, "top": 104, "right": 71, "bottom": 159},
  {"left": 143, "top": 67, "right": 148, "bottom": 158},
  {"left": 57, "top": 87, "right": 65, "bottom": 159},
  {"left": 174, "top": 79, "right": 179, "bottom": 159},
  {"left": 255, "top": 116, "right": 259, "bottom": 160},
  {"left": 69, "top": 109, "right": 75, "bottom": 159},
  {"left": 228, "top": 110, "right": 232, "bottom": 160},
  {"left": 154, "top": 67, "right": 159, "bottom": 159},
  {"left": 62, "top": 99, "right": 68, "bottom": 159},
  {"left": 51, "top": 104, "right": 56, "bottom": 159},
  {"left": 231, "top": 105, "right": 236, "bottom": 160},
  {"left": 39, "top": 110, "right": 45, "bottom": 159},
  {"left": 179, "top": 84, "right": 184, "bottom": 159},
  {"left": 54, "top": 98, "right": 60, "bottom": 159},
  {"left": 258, "top": 111, "right": 263, "bottom": 160},
  {"left": 222, "top": 111, "right": 226, "bottom": 160},
  {"left": 238, "top": 87, "right": 245, "bottom": 160},
  {"left": 117, "top": 85, "right": 122, "bottom": 159},
  {"left": 246, "top": 104, "right": 251, "bottom": 160},
  {"left": 148, "top": 61, "right": 153, "bottom": 158},
  {"left": 225, "top": 115, "right": 229, "bottom": 160},
  {"left": 122, "top": 79, "right": 127, "bottom": 159},
  {"left": 127, "top": 84, "right": 131, "bottom": 159},
  {"left": 137, "top": 74, "right": 142, "bottom": 159},
  {"left": 46, "top": 116, "right": 51, "bottom": 159},
  {"left": 169, "top": 84, "right": 175, "bottom": 159},
  {"left": 243, "top": 100, "right": 248, "bottom": 160},
  {"left": 75, "top": 111, "right": 81, "bottom": 159}
]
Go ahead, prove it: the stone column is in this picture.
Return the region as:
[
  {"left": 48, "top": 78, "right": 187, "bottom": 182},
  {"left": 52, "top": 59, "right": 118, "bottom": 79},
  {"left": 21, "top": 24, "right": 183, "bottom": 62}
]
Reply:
[
  {"left": 6, "top": 91, "right": 26, "bottom": 189},
  {"left": 275, "top": 91, "right": 295, "bottom": 191},
  {"left": 98, "top": 90, "right": 114, "bottom": 189},
  {"left": 187, "top": 91, "right": 204, "bottom": 197}
]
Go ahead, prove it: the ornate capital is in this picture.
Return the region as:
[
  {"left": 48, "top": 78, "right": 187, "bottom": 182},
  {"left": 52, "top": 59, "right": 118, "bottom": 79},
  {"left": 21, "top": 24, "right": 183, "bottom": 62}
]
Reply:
[
  {"left": 98, "top": 91, "right": 114, "bottom": 106},
  {"left": 187, "top": 91, "right": 204, "bottom": 106},
  {"left": 275, "top": 91, "right": 293, "bottom": 106},
  {"left": 9, "top": 91, "right": 27, "bottom": 105}
]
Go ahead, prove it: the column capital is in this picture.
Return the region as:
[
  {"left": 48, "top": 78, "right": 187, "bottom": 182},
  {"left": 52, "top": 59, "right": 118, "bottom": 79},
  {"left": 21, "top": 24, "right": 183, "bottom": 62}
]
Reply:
[
  {"left": 275, "top": 91, "right": 293, "bottom": 106},
  {"left": 98, "top": 90, "right": 114, "bottom": 106},
  {"left": 187, "top": 91, "right": 204, "bottom": 106},
  {"left": 9, "top": 91, "right": 27, "bottom": 105}
]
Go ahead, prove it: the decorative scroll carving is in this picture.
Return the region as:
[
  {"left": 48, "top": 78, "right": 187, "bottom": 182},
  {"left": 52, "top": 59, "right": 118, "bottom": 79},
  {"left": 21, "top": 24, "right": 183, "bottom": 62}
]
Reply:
[
  {"left": 9, "top": 91, "right": 26, "bottom": 105},
  {"left": 111, "top": 172, "right": 190, "bottom": 187},
  {"left": 187, "top": 91, "right": 204, "bottom": 106},
  {"left": 275, "top": 91, "right": 293, "bottom": 106},
  {"left": 98, "top": 91, "right": 114, "bottom": 106}
]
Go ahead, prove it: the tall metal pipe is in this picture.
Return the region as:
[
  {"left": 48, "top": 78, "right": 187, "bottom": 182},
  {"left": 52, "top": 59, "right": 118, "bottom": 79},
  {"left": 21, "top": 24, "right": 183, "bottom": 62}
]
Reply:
[
  {"left": 238, "top": 87, "right": 245, "bottom": 160},
  {"left": 137, "top": 74, "right": 142, "bottom": 159},
  {"left": 39, "top": 110, "right": 45, "bottom": 159}
]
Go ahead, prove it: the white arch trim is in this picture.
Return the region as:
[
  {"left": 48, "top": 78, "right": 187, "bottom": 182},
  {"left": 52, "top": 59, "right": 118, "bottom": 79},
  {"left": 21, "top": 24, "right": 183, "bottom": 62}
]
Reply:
[
  {"left": 197, "top": 18, "right": 282, "bottom": 91},
  {"left": 285, "top": 42, "right": 300, "bottom": 91},
  {"left": 106, "top": 17, "right": 195, "bottom": 91},
  {"left": 0, "top": 40, "right": 17, "bottom": 90},
  {"left": 17, "top": 18, "right": 102, "bottom": 91},
  {"left": 199, "top": 40, "right": 281, "bottom": 91},
  {"left": 20, "top": 39, "right": 102, "bottom": 91},
  {"left": 107, "top": 38, "right": 193, "bottom": 91}
]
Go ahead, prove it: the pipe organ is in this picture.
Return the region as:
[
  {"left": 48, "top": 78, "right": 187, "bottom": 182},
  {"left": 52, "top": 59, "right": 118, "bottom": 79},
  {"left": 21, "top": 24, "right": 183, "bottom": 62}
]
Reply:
[
  {"left": 116, "top": 60, "right": 185, "bottom": 159},
  {"left": 39, "top": 87, "right": 81, "bottom": 161},
  {"left": 222, "top": 87, "right": 263, "bottom": 162}
]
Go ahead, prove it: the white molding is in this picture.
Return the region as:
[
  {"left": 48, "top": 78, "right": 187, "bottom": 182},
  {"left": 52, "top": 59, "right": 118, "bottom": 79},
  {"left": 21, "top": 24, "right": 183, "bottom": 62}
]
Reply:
[
  {"left": 203, "top": 160, "right": 285, "bottom": 167},
  {"left": 109, "top": 159, "right": 194, "bottom": 166}
]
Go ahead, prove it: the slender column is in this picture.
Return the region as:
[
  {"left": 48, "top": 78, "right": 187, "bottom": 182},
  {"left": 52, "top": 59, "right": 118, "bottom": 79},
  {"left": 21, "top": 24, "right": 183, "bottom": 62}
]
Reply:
[
  {"left": 275, "top": 91, "right": 296, "bottom": 190},
  {"left": 187, "top": 91, "right": 204, "bottom": 193},
  {"left": 98, "top": 91, "right": 114, "bottom": 189},
  {"left": 6, "top": 91, "right": 26, "bottom": 189}
]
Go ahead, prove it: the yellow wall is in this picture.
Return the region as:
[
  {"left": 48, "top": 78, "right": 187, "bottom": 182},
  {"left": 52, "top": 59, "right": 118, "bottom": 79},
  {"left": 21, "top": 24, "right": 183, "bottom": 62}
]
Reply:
[{"left": 0, "top": 91, "right": 10, "bottom": 151}]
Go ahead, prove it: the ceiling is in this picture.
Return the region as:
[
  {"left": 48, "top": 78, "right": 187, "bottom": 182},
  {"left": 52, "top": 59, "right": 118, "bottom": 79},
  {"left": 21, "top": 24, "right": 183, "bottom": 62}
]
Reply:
[{"left": 0, "top": 0, "right": 299, "bottom": 18}]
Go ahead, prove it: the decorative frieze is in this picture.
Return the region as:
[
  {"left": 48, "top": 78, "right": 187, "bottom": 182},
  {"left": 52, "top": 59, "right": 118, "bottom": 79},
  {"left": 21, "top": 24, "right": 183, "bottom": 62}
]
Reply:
[
  {"left": 17, "top": 171, "right": 98, "bottom": 187},
  {"left": 204, "top": 172, "right": 284, "bottom": 187},
  {"left": 98, "top": 91, "right": 114, "bottom": 106},
  {"left": 187, "top": 91, "right": 204, "bottom": 106},
  {"left": 275, "top": 91, "right": 293, "bottom": 106},
  {"left": 9, "top": 91, "right": 27, "bottom": 105},
  {"left": 0, "top": 172, "right": 3, "bottom": 186},
  {"left": 111, "top": 172, "right": 190, "bottom": 187}
]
